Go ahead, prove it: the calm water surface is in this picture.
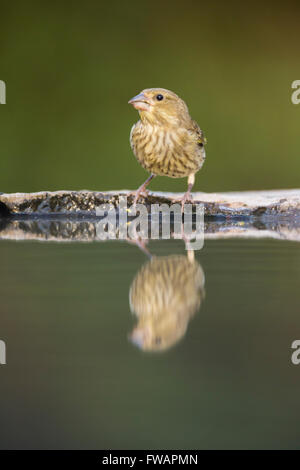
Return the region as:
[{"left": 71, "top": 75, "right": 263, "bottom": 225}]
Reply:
[{"left": 0, "top": 237, "right": 299, "bottom": 449}]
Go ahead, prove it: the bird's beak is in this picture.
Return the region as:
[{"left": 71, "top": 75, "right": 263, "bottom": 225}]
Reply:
[
  {"left": 128, "top": 92, "right": 152, "bottom": 112},
  {"left": 129, "top": 327, "right": 151, "bottom": 349},
  {"left": 129, "top": 328, "right": 146, "bottom": 349}
]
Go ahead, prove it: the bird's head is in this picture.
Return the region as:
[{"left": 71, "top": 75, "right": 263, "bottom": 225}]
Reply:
[{"left": 128, "top": 88, "right": 190, "bottom": 126}]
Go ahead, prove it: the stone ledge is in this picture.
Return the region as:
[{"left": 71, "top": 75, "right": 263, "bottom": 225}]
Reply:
[{"left": 0, "top": 189, "right": 300, "bottom": 217}]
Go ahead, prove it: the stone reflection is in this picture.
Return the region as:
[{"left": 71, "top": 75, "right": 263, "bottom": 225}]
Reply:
[{"left": 129, "top": 251, "right": 205, "bottom": 352}]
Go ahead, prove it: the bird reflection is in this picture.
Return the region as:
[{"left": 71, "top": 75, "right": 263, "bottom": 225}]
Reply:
[{"left": 129, "top": 251, "right": 205, "bottom": 352}]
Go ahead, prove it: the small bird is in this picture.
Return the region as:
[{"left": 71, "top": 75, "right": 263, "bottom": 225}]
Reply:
[
  {"left": 129, "top": 253, "right": 205, "bottom": 352},
  {"left": 128, "top": 88, "right": 206, "bottom": 206}
]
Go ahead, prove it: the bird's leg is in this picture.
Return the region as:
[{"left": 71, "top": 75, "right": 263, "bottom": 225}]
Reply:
[
  {"left": 126, "top": 237, "right": 152, "bottom": 258},
  {"left": 171, "top": 173, "right": 195, "bottom": 210},
  {"left": 133, "top": 174, "right": 155, "bottom": 205},
  {"left": 187, "top": 249, "right": 195, "bottom": 263},
  {"left": 182, "top": 173, "right": 195, "bottom": 207}
]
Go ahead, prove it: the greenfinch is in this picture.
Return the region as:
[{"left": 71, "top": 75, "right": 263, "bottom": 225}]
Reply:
[
  {"left": 129, "top": 253, "right": 205, "bottom": 352},
  {"left": 129, "top": 88, "right": 206, "bottom": 206}
]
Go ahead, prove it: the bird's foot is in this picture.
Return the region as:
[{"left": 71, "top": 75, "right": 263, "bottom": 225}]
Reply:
[
  {"left": 170, "top": 192, "right": 193, "bottom": 211},
  {"left": 134, "top": 189, "right": 149, "bottom": 205},
  {"left": 128, "top": 174, "right": 155, "bottom": 206},
  {"left": 128, "top": 188, "right": 149, "bottom": 206}
]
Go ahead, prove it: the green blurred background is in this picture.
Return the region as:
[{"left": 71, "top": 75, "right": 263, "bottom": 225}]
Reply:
[{"left": 0, "top": 0, "right": 299, "bottom": 193}]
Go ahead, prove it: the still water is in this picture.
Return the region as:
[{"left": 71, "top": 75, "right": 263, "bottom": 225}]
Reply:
[{"left": 0, "top": 235, "right": 299, "bottom": 449}]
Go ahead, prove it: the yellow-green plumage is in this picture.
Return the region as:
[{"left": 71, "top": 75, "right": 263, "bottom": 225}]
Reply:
[
  {"left": 128, "top": 88, "right": 206, "bottom": 204},
  {"left": 130, "top": 120, "right": 205, "bottom": 178},
  {"left": 129, "top": 254, "right": 205, "bottom": 352}
]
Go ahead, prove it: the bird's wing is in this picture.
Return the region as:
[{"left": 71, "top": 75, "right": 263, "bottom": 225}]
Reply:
[{"left": 190, "top": 120, "right": 207, "bottom": 145}]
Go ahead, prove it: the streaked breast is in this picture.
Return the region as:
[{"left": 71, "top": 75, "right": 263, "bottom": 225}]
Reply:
[{"left": 130, "top": 123, "right": 203, "bottom": 177}]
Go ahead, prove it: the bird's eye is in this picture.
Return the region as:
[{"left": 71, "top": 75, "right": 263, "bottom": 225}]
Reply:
[{"left": 156, "top": 94, "right": 164, "bottom": 101}]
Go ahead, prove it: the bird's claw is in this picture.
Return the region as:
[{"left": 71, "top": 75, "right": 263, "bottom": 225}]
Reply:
[
  {"left": 128, "top": 189, "right": 149, "bottom": 206},
  {"left": 134, "top": 190, "right": 149, "bottom": 205},
  {"left": 170, "top": 193, "right": 193, "bottom": 211}
]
